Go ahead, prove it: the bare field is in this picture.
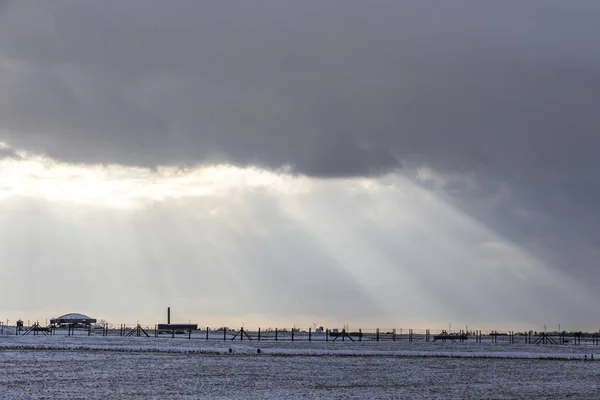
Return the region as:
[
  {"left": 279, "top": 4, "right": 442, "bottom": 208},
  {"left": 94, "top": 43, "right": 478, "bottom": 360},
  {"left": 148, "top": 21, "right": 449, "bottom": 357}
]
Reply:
[{"left": 1, "top": 335, "right": 600, "bottom": 399}]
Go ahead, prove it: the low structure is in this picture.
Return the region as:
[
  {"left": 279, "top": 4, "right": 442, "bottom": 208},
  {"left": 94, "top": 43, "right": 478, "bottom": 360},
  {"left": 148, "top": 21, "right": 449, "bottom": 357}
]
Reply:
[
  {"left": 50, "top": 313, "right": 97, "bottom": 327},
  {"left": 157, "top": 323, "right": 198, "bottom": 333},
  {"left": 157, "top": 306, "right": 197, "bottom": 333}
]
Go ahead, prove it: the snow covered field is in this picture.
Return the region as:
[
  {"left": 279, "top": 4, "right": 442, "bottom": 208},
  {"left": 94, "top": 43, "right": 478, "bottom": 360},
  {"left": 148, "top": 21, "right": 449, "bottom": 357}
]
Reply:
[{"left": 2, "top": 335, "right": 600, "bottom": 398}]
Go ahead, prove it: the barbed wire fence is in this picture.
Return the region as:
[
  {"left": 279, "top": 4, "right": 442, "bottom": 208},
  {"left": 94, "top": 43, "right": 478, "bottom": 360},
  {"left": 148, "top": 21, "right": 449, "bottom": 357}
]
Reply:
[{"left": 3, "top": 321, "right": 599, "bottom": 346}]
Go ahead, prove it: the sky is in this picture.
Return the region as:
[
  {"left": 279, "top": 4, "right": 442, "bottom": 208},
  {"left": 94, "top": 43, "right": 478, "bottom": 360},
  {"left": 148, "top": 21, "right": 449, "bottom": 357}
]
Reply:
[{"left": 0, "top": 1, "right": 599, "bottom": 331}]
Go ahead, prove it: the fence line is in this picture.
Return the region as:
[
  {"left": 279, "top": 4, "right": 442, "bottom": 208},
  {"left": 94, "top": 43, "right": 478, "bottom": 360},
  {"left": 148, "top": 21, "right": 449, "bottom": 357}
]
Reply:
[{"left": 4, "top": 322, "right": 600, "bottom": 346}]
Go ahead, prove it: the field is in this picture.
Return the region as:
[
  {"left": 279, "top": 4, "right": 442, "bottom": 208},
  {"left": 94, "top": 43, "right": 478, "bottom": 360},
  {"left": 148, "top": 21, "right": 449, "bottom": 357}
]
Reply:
[{"left": 2, "top": 334, "right": 600, "bottom": 399}]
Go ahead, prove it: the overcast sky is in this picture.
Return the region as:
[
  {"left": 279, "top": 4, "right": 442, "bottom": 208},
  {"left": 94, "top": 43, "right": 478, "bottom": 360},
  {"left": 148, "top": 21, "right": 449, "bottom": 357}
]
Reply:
[{"left": 1, "top": 1, "right": 599, "bottom": 330}]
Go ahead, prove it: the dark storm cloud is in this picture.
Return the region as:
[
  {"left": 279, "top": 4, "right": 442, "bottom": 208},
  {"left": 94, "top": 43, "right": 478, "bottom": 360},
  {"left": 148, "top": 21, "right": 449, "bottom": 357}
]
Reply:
[{"left": 0, "top": 0, "right": 598, "bottom": 178}]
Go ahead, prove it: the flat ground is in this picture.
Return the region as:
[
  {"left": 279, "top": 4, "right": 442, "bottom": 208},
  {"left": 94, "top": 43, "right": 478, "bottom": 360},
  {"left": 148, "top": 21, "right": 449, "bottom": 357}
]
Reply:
[{"left": 1, "top": 335, "right": 600, "bottom": 399}]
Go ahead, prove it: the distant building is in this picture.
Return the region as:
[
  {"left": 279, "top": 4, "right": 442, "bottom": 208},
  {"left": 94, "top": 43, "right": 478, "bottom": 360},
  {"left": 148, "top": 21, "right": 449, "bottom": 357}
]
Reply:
[{"left": 50, "top": 313, "right": 97, "bottom": 327}]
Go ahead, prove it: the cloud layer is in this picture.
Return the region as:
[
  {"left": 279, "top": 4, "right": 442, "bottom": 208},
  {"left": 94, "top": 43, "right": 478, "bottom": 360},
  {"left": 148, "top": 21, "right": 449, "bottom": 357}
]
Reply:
[{"left": 1, "top": 1, "right": 599, "bottom": 178}]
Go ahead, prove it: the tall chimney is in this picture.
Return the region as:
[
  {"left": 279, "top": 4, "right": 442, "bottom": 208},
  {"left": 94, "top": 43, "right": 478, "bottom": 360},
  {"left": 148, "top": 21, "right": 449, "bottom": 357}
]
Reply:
[{"left": 167, "top": 307, "right": 171, "bottom": 324}]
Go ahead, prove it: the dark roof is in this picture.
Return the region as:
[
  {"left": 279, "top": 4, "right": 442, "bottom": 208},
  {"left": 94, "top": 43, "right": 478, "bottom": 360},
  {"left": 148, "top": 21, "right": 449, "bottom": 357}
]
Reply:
[{"left": 50, "top": 313, "right": 97, "bottom": 324}]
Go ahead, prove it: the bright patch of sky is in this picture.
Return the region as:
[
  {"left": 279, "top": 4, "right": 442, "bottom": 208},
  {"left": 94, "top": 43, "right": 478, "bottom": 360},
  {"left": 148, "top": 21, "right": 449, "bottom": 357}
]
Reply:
[{"left": 0, "top": 142, "right": 593, "bottom": 330}]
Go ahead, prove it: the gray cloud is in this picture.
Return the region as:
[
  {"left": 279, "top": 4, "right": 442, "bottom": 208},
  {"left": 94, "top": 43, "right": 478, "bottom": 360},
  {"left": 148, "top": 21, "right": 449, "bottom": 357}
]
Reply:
[
  {"left": 0, "top": 0, "right": 598, "bottom": 178},
  {"left": 0, "top": 145, "right": 19, "bottom": 160}
]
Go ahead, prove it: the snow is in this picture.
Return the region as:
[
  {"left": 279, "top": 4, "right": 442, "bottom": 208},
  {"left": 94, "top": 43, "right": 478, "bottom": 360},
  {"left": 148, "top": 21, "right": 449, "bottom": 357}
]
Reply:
[{"left": 1, "top": 333, "right": 600, "bottom": 398}]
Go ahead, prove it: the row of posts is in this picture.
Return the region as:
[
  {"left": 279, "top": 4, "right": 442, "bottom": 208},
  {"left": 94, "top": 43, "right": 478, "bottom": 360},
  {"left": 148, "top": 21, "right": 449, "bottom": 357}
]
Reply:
[
  {"left": 8, "top": 324, "right": 600, "bottom": 345},
  {"left": 11, "top": 324, "right": 93, "bottom": 336}
]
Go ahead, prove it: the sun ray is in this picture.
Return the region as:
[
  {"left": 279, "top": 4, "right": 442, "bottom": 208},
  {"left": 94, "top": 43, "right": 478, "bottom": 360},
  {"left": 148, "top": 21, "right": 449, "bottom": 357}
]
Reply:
[{"left": 0, "top": 142, "right": 594, "bottom": 329}]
